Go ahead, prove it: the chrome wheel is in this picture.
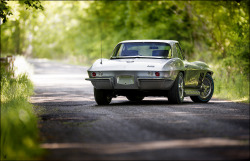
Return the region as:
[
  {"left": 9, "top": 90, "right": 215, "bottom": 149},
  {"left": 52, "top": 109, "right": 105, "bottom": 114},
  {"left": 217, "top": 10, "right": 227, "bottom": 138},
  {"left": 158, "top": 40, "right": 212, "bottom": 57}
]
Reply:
[
  {"left": 190, "top": 74, "right": 214, "bottom": 103},
  {"left": 200, "top": 77, "right": 212, "bottom": 99},
  {"left": 178, "top": 75, "right": 184, "bottom": 101}
]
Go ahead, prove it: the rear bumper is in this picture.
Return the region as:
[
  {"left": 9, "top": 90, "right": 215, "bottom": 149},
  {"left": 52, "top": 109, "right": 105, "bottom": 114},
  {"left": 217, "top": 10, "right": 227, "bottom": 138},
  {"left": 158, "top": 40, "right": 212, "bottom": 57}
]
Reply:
[
  {"left": 85, "top": 77, "right": 174, "bottom": 90},
  {"left": 85, "top": 78, "right": 114, "bottom": 89}
]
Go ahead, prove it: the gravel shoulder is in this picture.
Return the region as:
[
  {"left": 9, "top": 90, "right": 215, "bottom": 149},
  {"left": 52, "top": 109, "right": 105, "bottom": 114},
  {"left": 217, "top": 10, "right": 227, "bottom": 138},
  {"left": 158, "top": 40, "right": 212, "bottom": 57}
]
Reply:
[{"left": 29, "top": 59, "right": 250, "bottom": 160}]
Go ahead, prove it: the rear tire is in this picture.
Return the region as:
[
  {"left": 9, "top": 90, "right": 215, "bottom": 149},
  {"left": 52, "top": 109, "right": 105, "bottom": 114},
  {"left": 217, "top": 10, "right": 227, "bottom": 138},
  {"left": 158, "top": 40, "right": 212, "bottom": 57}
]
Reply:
[
  {"left": 126, "top": 95, "right": 144, "bottom": 102},
  {"left": 190, "top": 74, "right": 214, "bottom": 103},
  {"left": 94, "top": 88, "right": 112, "bottom": 105},
  {"left": 168, "top": 72, "right": 184, "bottom": 104}
]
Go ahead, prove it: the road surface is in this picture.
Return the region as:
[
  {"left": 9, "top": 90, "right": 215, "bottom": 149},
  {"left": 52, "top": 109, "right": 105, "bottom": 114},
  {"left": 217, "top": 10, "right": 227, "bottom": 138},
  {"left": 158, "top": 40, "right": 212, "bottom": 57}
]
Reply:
[{"left": 29, "top": 59, "right": 249, "bottom": 160}]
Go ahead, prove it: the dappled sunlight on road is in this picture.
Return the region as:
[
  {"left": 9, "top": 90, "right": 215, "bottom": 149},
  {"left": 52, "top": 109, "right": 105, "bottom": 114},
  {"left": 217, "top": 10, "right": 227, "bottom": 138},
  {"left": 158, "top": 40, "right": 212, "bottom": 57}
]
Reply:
[
  {"left": 28, "top": 59, "right": 93, "bottom": 104},
  {"left": 210, "top": 99, "right": 235, "bottom": 103},
  {"left": 41, "top": 137, "right": 247, "bottom": 154},
  {"left": 30, "top": 73, "right": 91, "bottom": 88},
  {"left": 31, "top": 92, "right": 95, "bottom": 104}
]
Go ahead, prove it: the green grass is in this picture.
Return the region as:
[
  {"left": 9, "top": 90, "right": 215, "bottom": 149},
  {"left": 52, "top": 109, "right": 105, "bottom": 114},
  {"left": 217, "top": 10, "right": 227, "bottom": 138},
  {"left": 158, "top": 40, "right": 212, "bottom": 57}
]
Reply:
[
  {"left": 1, "top": 67, "right": 43, "bottom": 160},
  {"left": 211, "top": 63, "right": 249, "bottom": 104}
]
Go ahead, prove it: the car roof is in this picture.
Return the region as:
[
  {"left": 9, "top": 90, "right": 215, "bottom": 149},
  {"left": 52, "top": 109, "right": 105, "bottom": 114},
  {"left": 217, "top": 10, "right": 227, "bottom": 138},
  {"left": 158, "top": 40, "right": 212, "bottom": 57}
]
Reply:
[{"left": 120, "top": 40, "right": 178, "bottom": 44}]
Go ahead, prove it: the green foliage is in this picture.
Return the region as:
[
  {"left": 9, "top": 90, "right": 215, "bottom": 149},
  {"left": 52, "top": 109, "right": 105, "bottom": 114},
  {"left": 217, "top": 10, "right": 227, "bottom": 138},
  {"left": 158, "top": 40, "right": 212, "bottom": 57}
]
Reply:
[
  {"left": 1, "top": 67, "right": 43, "bottom": 160},
  {"left": 1, "top": 1, "right": 249, "bottom": 101},
  {"left": 0, "top": 0, "right": 12, "bottom": 23},
  {"left": 0, "top": 1, "right": 44, "bottom": 55},
  {"left": 212, "top": 63, "right": 249, "bottom": 103},
  {"left": 0, "top": 0, "right": 43, "bottom": 23},
  {"left": 22, "top": 0, "right": 44, "bottom": 10}
]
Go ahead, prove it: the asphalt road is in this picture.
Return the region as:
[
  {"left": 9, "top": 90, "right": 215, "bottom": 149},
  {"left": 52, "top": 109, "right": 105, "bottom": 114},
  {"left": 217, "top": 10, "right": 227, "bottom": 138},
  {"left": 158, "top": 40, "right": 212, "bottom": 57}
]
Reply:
[{"left": 29, "top": 59, "right": 249, "bottom": 160}]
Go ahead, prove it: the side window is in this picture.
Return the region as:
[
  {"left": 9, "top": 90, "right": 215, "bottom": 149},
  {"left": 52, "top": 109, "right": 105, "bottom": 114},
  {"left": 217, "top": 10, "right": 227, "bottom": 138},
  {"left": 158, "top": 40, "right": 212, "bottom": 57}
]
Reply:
[
  {"left": 176, "top": 43, "right": 184, "bottom": 60},
  {"left": 112, "top": 43, "right": 122, "bottom": 57}
]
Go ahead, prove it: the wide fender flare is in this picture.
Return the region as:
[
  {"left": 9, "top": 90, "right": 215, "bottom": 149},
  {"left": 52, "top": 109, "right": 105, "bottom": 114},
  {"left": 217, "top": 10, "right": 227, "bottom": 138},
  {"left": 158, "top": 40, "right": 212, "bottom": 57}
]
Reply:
[{"left": 163, "top": 58, "right": 185, "bottom": 80}]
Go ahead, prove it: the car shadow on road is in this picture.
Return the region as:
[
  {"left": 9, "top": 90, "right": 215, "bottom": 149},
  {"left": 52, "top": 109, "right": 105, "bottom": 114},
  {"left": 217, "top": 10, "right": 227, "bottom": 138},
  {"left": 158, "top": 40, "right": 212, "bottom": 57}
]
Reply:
[
  {"left": 32, "top": 97, "right": 246, "bottom": 110},
  {"left": 107, "top": 100, "right": 192, "bottom": 106},
  {"left": 100, "top": 98, "right": 246, "bottom": 107},
  {"left": 105, "top": 98, "right": 221, "bottom": 106}
]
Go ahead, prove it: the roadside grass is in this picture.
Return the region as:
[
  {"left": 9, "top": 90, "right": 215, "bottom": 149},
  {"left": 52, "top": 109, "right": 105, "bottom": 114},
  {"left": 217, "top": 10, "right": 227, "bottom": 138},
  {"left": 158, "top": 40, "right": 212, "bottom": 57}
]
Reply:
[
  {"left": 211, "top": 64, "right": 249, "bottom": 104},
  {"left": 1, "top": 58, "right": 43, "bottom": 160}
]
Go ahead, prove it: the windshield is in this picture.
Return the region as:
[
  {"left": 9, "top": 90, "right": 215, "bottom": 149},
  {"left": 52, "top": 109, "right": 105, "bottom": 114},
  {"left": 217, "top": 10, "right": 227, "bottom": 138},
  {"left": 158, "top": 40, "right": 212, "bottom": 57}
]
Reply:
[{"left": 111, "top": 42, "right": 172, "bottom": 59}]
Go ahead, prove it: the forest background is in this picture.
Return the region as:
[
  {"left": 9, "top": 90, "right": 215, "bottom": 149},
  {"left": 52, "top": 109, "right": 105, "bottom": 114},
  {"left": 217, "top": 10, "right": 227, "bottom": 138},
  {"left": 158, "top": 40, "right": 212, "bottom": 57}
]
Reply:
[{"left": 1, "top": 0, "right": 249, "bottom": 102}]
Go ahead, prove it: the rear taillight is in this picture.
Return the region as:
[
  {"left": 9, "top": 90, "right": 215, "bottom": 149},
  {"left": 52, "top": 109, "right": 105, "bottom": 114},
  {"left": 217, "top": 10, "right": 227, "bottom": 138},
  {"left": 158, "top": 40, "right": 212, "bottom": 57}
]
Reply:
[
  {"left": 92, "top": 72, "right": 96, "bottom": 77},
  {"left": 155, "top": 72, "right": 160, "bottom": 77}
]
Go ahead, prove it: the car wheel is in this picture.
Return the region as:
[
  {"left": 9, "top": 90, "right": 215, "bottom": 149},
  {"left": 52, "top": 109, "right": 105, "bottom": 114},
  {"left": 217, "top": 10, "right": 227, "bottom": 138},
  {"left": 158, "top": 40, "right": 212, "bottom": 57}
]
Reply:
[
  {"left": 168, "top": 72, "right": 184, "bottom": 104},
  {"left": 94, "top": 88, "right": 112, "bottom": 105},
  {"left": 126, "top": 95, "right": 144, "bottom": 102},
  {"left": 190, "top": 74, "right": 214, "bottom": 103}
]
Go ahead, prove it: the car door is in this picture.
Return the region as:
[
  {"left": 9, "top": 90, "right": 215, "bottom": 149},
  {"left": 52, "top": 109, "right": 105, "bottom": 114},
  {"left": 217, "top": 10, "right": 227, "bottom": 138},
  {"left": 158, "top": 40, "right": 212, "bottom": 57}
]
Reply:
[{"left": 175, "top": 43, "right": 200, "bottom": 88}]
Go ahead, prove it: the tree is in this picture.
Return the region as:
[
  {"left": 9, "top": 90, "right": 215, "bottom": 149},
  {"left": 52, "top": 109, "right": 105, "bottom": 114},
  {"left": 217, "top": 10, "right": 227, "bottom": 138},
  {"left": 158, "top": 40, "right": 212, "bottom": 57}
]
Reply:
[{"left": 0, "top": 0, "right": 43, "bottom": 24}]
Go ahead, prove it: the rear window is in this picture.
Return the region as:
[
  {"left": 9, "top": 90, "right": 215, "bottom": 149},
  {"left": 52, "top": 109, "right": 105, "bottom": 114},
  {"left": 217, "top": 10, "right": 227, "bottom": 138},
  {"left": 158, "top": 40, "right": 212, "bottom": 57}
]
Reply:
[{"left": 112, "top": 42, "right": 171, "bottom": 58}]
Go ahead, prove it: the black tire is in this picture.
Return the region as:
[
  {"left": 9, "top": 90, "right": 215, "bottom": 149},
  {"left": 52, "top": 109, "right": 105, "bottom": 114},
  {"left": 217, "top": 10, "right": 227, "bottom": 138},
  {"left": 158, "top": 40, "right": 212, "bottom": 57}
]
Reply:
[
  {"left": 94, "top": 88, "right": 112, "bottom": 105},
  {"left": 168, "top": 72, "right": 184, "bottom": 104},
  {"left": 126, "top": 95, "right": 144, "bottom": 102},
  {"left": 190, "top": 74, "right": 214, "bottom": 103}
]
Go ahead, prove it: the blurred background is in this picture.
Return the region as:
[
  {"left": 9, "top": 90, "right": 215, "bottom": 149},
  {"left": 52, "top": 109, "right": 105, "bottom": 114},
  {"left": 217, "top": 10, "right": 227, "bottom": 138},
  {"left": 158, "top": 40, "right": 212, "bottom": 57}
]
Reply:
[{"left": 1, "top": 0, "right": 249, "bottom": 101}]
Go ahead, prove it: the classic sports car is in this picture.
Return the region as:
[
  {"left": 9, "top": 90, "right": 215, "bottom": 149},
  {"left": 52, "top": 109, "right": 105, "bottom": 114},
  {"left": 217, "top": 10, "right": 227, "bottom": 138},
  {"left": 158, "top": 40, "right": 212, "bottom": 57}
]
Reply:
[{"left": 86, "top": 40, "right": 214, "bottom": 105}]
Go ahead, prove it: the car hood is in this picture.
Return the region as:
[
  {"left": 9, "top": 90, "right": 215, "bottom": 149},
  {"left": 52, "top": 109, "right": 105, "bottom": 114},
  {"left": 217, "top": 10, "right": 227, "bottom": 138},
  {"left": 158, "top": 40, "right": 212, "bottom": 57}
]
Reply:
[{"left": 88, "top": 58, "right": 173, "bottom": 71}]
